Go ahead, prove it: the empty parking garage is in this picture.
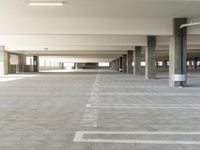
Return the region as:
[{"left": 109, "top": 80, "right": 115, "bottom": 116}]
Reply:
[{"left": 1, "top": 0, "right": 200, "bottom": 150}]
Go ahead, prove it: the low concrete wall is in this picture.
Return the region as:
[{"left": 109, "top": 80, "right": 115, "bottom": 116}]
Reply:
[
  {"left": 8, "top": 65, "right": 34, "bottom": 74},
  {"left": 39, "top": 66, "right": 62, "bottom": 71},
  {"left": 25, "top": 65, "right": 34, "bottom": 72},
  {"left": 8, "top": 65, "right": 17, "bottom": 74}
]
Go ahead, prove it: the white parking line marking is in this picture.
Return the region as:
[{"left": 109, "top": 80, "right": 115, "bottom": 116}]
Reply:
[
  {"left": 86, "top": 103, "right": 200, "bottom": 109},
  {"left": 80, "top": 73, "right": 100, "bottom": 127},
  {"left": 73, "top": 131, "right": 200, "bottom": 145},
  {"left": 76, "top": 131, "right": 200, "bottom": 135},
  {"left": 99, "top": 92, "right": 200, "bottom": 96}
]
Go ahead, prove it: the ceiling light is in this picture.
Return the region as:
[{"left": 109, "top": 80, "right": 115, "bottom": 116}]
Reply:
[{"left": 26, "top": 1, "right": 65, "bottom": 6}]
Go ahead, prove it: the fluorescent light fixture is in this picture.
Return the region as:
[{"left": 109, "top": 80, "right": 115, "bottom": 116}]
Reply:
[{"left": 26, "top": 1, "right": 65, "bottom": 6}]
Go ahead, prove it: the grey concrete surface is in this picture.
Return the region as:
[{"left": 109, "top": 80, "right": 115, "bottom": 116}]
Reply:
[{"left": 0, "top": 69, "right": 200, "bottom": 150}]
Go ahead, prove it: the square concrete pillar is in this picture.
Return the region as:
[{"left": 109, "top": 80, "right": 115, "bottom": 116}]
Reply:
[
  {"left": 119, "top": 57, "right": 123, "bottom": 72},
  {"left": 193, "top": 57, "right": 198, "bottom": 70},
  {"left": 163, "top": 60, "right": 168, "bottom": 69},
  {"left": 134, "top": 46, "right": 141, "bottom": 75},
  {"left": 109, "top": 61, "right": 113, "bottom": 70},
  {"left": 0, "top": 46, "right": 8, "bottom": 75},
  {"left": 61, "top": 62, "right": 64, "bottom": 69},
  {"left": 127, "top": 51, "right": 133, "bottom": 74},
  {"left": 33, "top": 56, "right": 39, "bottom": 72},
  {"left": 122, "top": 54, "right": 127, "bottom": 73},
  {"left": 110, "top": 59, "right": 119, "bottom": 71},
  {"left": 113, "top": 59, "right": 119, "bottom": 71},
  {"left": 188, "top": 60, "right": 192, "bottom": 70},
  {"left": 156, "top": 61, "right": 159, "bottom": 69},
  {"left": 115, "top": 59, "right": 120, "bottom": 71},
  {"left": 74, "top": 63, "right": 78, "bottom": 70},
  {"left": 19, "top": 55, "right": 27, "bottom": 72},
  {"left": 169, "top": 18, "right": 187, "bottom": 87},
  {"left": 145, "top": 36, "right": 156, "bottom": 79}
]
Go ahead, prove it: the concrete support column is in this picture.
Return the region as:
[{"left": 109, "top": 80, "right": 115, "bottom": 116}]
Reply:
[
  {"left": 49, "top": 60, "right": 51, "bottom": 67},
  {"left": 30, "top": 57, "right": 33, "bottom": 65},
  {"left": 169, "top": 18, "right": 187, "bottom": 87},
  {"left": 110, "top": 60, "right": 113, "bottom": 70},
  {"left": 44, "top": 59, "right": 46, "bottom": 69},
  {"left": 53, "top": 60, "right": 56, "bottom": 69},
  {"left": 74, "top": 63, "right": 78, "bottom": 70},
  {"left": 119, "top": 57, "right": 123, "bottom": 72},
  {"left": 19, "top": 55, "right": 26, "bottom": 72},
  {"left": 127, "top": 50, "right": 133, "bottom": 74},
  {"left": 58, "top": 62, "right": 62, "bottom": 69},
  {"left": 188, "top": 60, "right": 192, "bottom": 70},
  {"left": 110, "top": 59, "right": 119, "bottom": 71},
  {"left": 193, "top": 57, "right": 198, "bottom": 70},
  {"left": 16, "top": 62, "right": 20, "bottom": 73},
  {"left": 33, "top": 56, "right": 39, "bottom": 72},
  {"left": 122, "top": 54, "right": 127, "bottom": 73},
  {"left": 0, "top": 46, "right": 8, "bottom": 75},
  {"left": 145, "top": 36, "right": 156, "bottom": 79},
  {"left": 163, "top": 60, "right": 168, "bottom": 69},
  {"left": 134, "top": 46, "right": 141, "bottom": 75},
  {"left": 61, "top": 63, "right": 64, "bottom": 69},
  {"left": 116, "top": 59, "right": 120, "bottom": 71},
  {"left": 156, "top": 61, "right": 159, "bottom": 69}
]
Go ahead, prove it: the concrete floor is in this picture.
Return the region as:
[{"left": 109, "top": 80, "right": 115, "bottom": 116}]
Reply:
[{"left": 0, "top": 69, "right": 200, "bottom": 150}]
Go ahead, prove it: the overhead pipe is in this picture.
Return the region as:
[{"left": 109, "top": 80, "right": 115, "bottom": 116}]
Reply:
[{"left": 180, "top": 22, "right": 200, "bottom": 29}]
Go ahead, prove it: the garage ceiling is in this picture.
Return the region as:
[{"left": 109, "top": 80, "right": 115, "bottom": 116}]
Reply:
[
  {"left": 0, "top": 0, "right": 200, "bottom": 19},
  {"left": 0, "top": 0, "right": 200, "bottom": 61}
]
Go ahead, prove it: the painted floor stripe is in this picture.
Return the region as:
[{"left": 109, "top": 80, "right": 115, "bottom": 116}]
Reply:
[
  {"left": 86, "top": 104, "right": 200, "bottom": 109},
  {"left": 76, "top": 131, "right": 200, "bottom": 135},
  {"left": 99, "top": 93, "right": 200, "bottom": 96},
  {"left": 73, "top": 131, "right": 200, "bottom": 145}
]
